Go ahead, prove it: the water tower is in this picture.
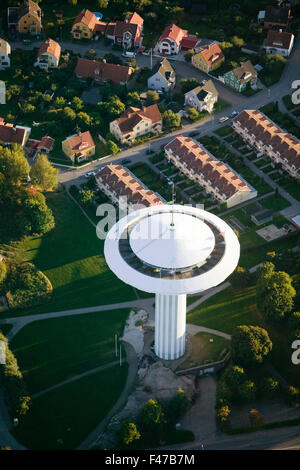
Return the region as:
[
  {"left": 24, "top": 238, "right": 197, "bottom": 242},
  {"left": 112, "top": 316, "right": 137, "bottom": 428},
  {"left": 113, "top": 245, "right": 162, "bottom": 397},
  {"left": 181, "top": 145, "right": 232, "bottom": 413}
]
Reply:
[{"left": 104, "top": 204, "right": 239, "bottom": 360}]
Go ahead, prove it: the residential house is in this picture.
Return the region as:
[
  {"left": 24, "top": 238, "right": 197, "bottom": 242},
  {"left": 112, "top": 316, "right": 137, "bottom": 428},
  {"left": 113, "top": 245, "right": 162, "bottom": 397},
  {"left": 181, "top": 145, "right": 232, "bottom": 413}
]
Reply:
[
  {"left": 164, "top": 135, "right": 257, "bottom": 208},
  {"left": 0, "top": 118, "right": 30, "bottom": 147},
  {"left": 184, "top": 80, "right": 218, "bottom": 113},
  {"left": 95, "top": 164, "right": 163, "bottom": 208},
  {"left": 191, "top": 42, "right": 224, "bottom": 73},
  {"left": 8, "top": 0, "right": 42, "bottom": 35},
  {"left": 110, "top": 105, "right": 162, "bottom": 144},
  {"left": 258, "top": 5, "right": 291, "bottom": 30},
  {"left": 62, "top": 131, "right": 95, "bottom": 163},
  {"left": 110, "top": 12, "right": 144, "bottom": 48},
  {"left": 27, "top": 136, "right": 55, "bottom": 157},
  {"left": 263, "top": 29, "right": 294, "bottom": 56},
  {"left": 71, "top": 9, "right": 106, "bottom": 39},
  {"left": 180, "top": 35, "right": 201, "bottom": 51},
  {"left": 147, "top": 58, "right": 176, "bottom": 92},
  {"left": 75, "top": 57, "right": 133, "bottom": 85},
  {"left": 232, "top": 109, "right": 300, "bottom": 179},
  {"left": 35, "top": 39, "right": 61, "bottom": 69},
  {"left": 154, "top": 24, "right": 188, "bottom": 55},
  {"left": 0, "top": 39, "right": 11, "bottom": 70},
  {"left": 223, "top": 61, "right": 258, "bottom": 93}
]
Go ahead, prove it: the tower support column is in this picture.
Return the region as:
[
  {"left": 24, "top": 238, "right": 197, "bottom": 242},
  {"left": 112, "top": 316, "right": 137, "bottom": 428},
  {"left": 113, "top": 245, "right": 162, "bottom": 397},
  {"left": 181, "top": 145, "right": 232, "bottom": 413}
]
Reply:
[{"left": 154, "top": 293, "right": 187, "bottom": 360}]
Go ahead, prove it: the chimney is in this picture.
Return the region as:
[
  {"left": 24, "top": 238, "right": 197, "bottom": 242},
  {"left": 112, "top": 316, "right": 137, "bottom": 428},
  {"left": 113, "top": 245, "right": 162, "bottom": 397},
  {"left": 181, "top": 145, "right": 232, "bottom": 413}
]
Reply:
[{"left": 102, "top": 58, "right": 106, "bottom": 63}]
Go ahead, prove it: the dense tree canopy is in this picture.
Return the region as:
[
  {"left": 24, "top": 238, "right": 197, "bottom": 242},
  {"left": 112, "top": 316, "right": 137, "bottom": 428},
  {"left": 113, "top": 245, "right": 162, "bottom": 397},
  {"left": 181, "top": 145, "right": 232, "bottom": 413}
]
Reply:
[
  {"left": 231, "top": 325, "right": 272, "bottom": 368},
  {"left": 30, "top": 154, "right": 58, "bottom": 192}
]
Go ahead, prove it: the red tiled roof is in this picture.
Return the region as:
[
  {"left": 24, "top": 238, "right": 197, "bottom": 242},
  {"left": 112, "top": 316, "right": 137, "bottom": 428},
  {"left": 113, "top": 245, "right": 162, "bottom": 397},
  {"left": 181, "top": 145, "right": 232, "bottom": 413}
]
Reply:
[
  {"left": 95, "top": 164, "right": 163, "bottom": 207},
  {"left": 38, "top": 38, "right": 61, "bottom": 61},
  {"left": 198, "top": 43, "right": 224, "bottom": 66},
  {"left": 115, "top": 105, "right": 162, "bottom": 134},
  {"left": 38, "top": 136, "right": 55, "bottom": 151},
  {"left": 264, "top": 29, "right": 293, "bottom": 49},
  {"left": 233, "top": 110, "right": 300, "bottom": 171},
  {"left": 164, "top": 136, "right": 250, "bottom": 199},
  {"left": 126, "top": 12, "right": 144, "bottom": 26},
  {"left": 75, "top": 57, "right": 132, "bottom": 84},
  {"left": 158, "top": 24, "right": 188, "bottom": 46},
  {"left": 65, "top": 131, "right": 94, "bottom": 153},
  {"left": 73, "top": 9, "right": 97, "bottom": 30},
  {"left": 0, "top": 122, "right": 26, "bottom": 145},
  {"left": 180, "top": 35, "right": 199, "bottom": 50}
]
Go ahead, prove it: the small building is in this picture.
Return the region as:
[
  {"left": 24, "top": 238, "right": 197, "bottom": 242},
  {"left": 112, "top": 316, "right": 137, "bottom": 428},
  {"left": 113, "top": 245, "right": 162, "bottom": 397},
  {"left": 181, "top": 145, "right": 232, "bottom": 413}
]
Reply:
[
  {"left": 154, "top": 24, "right": 188, "bottom": 55},
  {"left": 95, "top": 164, "right": 163, "bottom": 208},
  {"left": 62, "top": 131, "right": 95, "bottom": 163},
  {"left": 27, "top": 136, "right": 55, "bottom": 158},
  {"left": 291, "top": 214, "right": 300, "bottom": 231},
  {"left": 263, "top": 29, "right": 294, "bottom": 57},
  {"left": 75, "top": 57, "right": 133, "bottom": 85},
  {"left": 180, "top": 35, "right": 200, "bottom": 51},
  {"left": 0, "top": 39, "right": 11, "bottom": 70},
  {"left": 191, "top": 42, "right": 224, "bottom": 73},
  {"left": 110, "top": 105, "right": 162, "bottom": 144},
  {"left": 0, "top": 118, "right": 30, "bottom": 147},
  {"left": 241, "top": 43, "right": 262, "bottom": 55},
  {"left": 223, "top": 61, "right": 258, "bottom": 93},
  {"left": 147, "top": 58, "right": 176, "bottom": 92},
  {"left": 258, "top": 5, "right": 291, "bottom": 30},
  {"left": 184, "top": 80, "right": 218, "bottom": 113},
  {"left": 251, "top": 209, "right": 273, "bottom": 225},
  {"left": 35, "top": 38, "right": 61, "bottom": 69},
  {"left": 71, "top": 9, "right": 106, "bottom": 40},
  {"left": 8, "top": 0, "right": 42, "bottom": 35}
]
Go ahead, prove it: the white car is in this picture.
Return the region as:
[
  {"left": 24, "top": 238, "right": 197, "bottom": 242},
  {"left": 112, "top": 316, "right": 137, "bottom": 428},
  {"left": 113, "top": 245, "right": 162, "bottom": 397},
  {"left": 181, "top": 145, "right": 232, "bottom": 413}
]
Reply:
[{"left": 219, "top": 116, "right": 229, "bottom": 123}]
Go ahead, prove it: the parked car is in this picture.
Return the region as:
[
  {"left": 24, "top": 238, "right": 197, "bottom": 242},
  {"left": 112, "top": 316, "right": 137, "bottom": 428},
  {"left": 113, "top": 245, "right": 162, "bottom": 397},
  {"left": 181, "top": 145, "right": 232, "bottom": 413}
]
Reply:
[
  {"left": 230, "top": 111, "right": 238, "bottom": 118},
  {"left": 219, "top": 116, "right": 229, "bottom": 123},
  {"left": 188, "top": 131, "right": 199, "bottom": 137},
  {"left": 122, "top": 51, "right": 136, "bottom": 58},
  {"left": 121, "top": 158, "right": 131, "bottom": 165}
]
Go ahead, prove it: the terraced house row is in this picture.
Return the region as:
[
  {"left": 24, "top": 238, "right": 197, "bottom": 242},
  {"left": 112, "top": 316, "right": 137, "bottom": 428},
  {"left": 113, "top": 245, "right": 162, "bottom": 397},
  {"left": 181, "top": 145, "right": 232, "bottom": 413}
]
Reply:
[
  {"left": 233, "top": 110, "right": 300, "bottom": 179},
  {"left": 95, "top": 164, "right": 164, "bottom": 208},
  {"left": 164, "top": 136, "right": 257, "bottom": 208}
]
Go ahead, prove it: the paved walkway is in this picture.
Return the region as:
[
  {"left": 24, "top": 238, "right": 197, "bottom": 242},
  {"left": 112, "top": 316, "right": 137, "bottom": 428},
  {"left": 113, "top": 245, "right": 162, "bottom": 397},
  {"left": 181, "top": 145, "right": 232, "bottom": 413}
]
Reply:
[
  {"left": 0, "top": 390, "right": 25, "bottom": 450},
  {"left": 31, "top": 360, "right": 119, "bottom": 400}
]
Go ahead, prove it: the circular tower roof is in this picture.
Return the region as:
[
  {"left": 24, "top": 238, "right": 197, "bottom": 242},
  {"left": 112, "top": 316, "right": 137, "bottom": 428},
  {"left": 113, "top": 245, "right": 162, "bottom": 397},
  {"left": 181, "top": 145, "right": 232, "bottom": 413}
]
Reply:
[
  {"left": 104, "top": 205, "right": 240, "bottom": 295},
  {"left": 129, "top": 212, "right": 215, "bottom": 270}
]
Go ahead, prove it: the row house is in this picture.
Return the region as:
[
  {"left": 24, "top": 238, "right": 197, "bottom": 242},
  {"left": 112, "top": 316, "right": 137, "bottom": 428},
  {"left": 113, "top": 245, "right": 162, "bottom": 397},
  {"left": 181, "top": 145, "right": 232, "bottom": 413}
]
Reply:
[
  {"left": 110, "top": 105, "right": 162, "bottom": 144},
  {"left": 164, "top": 136, "right": 257, "bottom": 208},
  {"left": 95, "top": 164, "right": 163, "bottom": 209},
  {"left": 232, "top": 110, "right": 300, "bottom": 179}
]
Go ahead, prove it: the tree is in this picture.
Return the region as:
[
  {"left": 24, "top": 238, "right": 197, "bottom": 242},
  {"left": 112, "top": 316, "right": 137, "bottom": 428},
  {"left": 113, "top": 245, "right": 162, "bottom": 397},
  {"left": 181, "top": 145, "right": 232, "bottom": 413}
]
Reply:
[
  {"left": 127, "top": 91, "right": 141, "bottom": 107},
  {"left": 256, "top": 267, "right": 296, "bottom": 322},
  {"left": 78, "top": 189, "right": 94, "bottom": 205},
  {"left": 220, "top": 41, "right": 233, "bottom": 51},
  {"left": 97, "top": 0, "right": 108, "bottom": 7},
  {"left": 105, "top": 96, "right": 126, "bottom": 119},
  {"left": 231, "top": 36, "right": 244, "bottom": 48},
  {"left": 187, "top": 107, "right": 199, "bottom": 122},
  {"left": 238, "top": 380, "right": 256, "bottom": 401},
  {"left": 146, "top": 90, "right": 159, "bottom": 104},
  {"left": 55, "top": 96, "right": 66, "bottom": 108},
  {"left": 68, "top": 0, "right": 77, "bottom": 5},
  {"left": 30, "top": 154, "right": 58, "bottom": 191},
  {"left": 0, "top": 145, "right": 30, "bottom": 189},
  {"left": 106, "top": 140, "right": 119, "bottom": 155},
  {"left": 63, "top": 106, "right": 76, "bottom": 121},
  {"left": 71, "top": 96, "right": 83, "bottom": 111},
  {"left": 0, "top": 260, "right": 7, "bottom": 286},
  {"left": 120, "top": 421, "right": 140, "bottom": 446},
  {"left": 289, "top": 312, "right": 300, "bottom": 331},
  {"left": 217, "top": 405, "right": 231, "bottom": 423},
  {"left": 180, "top": 77, "right": 199, "bottom": 94},
  {"left": 229, "top": 266, "right": 251, "bottom": 289},
  {"left": 231, "top": 325, "right": 272, "bottom": 368},
  {"left": 260, "top": 377, "right": 279, "bottom": 398},
  {"left": 77, "top": 112, "right": 93, "bottom": 127},
  {"left": 162, "top": 110, "right": 181, "bottom": 130},
  {"left": 184, "top": 49, "right": 194, "bottom": 62},
  {"left": 165, "top": 388, "right": 189, "bottom": 425},
  {"left": 140, "top": 399, "right": 165, "bottom": 430},
  {"left": 249, "top": 409, "right": 263, "bottom": 427},
  {"left": 22, "top": 192, "right": 55, "bottom": 235}
]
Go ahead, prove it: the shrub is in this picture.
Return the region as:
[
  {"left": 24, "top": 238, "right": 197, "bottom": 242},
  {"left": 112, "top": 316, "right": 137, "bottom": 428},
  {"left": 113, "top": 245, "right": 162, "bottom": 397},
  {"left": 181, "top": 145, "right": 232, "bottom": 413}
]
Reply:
[
  {"left": 260, "top": 377, "right": 280, "bottom": 398},
  {"left": 231, "top": 325, "right": 272, "bottom": 368},
  {"left": 286, "top": 386, "right": 300, "bottom": 405},
  {"left": 249, "top": 409, "right": 263, "bottom": 428}
]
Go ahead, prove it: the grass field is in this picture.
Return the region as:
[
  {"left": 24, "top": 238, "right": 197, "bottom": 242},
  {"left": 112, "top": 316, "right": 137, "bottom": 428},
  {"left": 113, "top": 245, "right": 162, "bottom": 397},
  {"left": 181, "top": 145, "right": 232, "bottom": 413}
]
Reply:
[
  {"left": 11, "top": 309, "right": 128, "bottom": 394},
  {"left": 13, "top": 364, "right": 128, "bottom": 450},
  {"left": 0, "top": 191, "right": 136, "bottom": 319},
  {"left": 177, "top": 333, "right": 229, "bottom": 371}
]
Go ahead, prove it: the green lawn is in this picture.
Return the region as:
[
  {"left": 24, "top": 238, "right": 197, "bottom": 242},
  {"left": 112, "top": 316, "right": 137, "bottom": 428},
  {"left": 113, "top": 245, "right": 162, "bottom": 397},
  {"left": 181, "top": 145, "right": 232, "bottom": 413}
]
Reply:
[
  {"left": 0, "top": 191, "right": 136, "bottom": 319},
  {"left": 11, "top": 309, "right": 128, "bottom": 394},
  {"left": 260, "top": 194, "right": 291, "bottom": 211},
  {"left": 13, "top": 365, "right": 128, "bottom": 450},
  {"left": 214, "top": 125, "right": 233, "bottom": 137},
  {"left": 187, "top": 286, "right": 262, "bottom": 334},
  {"left": 177, "top": 332, "right": 229, "bottom": 371}
]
